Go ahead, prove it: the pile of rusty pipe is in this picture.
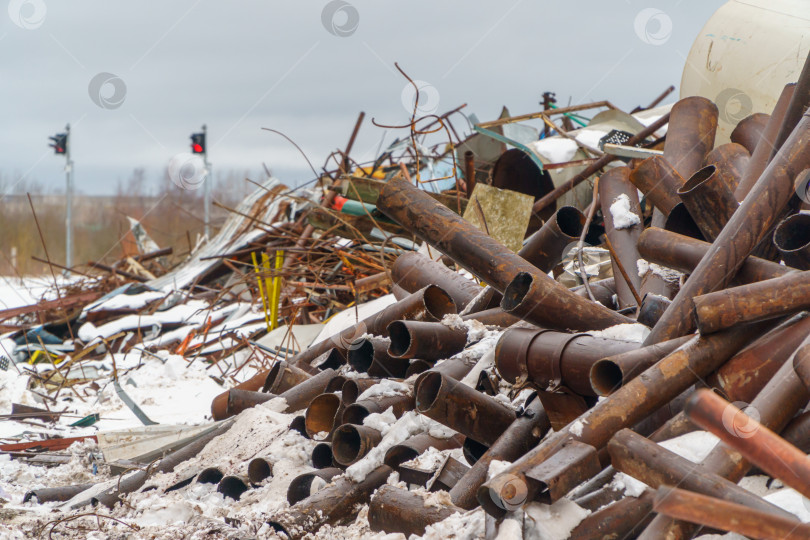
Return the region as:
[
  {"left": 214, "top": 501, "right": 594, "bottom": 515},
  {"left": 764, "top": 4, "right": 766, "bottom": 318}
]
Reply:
[
  {"left": 331, "top": 424, "right": 382, "bottom": 466},
  {"left": 629, "top": 155, "right": 686, "bottom": 217},
  {"left": 391, "top": 252, "right": 482, "bottom": 310},
  {"left": 24, "top": 483, "right": 95, "bottom": 504},
  {"left": 369, "top": 485, "right": 462, "bottom": 537},
  {"left": 495, "top": 328, "right": 638, "bottom": 397},
  {"left": 342, "top": 392, "right": 414, "bottom": 425},
  {"left": 377, "top": 177, "right": 632, "bottom": 331},
  {"left": 449, "top": 395, "right": 550, "bottom": 510},
  {"left": 589, "top": 335, "right": 692, "bottom": 396},
  {"left": 415, "top": 371, "right": 516, "bottom": 446},
  {"left": 387, "top": 320, "right": 468, "bottom": 360},
  {"left": 702, "top": 142, "right": 749, "bottom": 192},
  {"left": 267, "top": 465, "right": 392, "bottom": 540},
  {"left": 646, "top": 109, "right": 810, "bottom": 344},
  {"left": 478, "top": 322, "right": 770, "bottom": 515},
  {"left": 653, "top": 486, "right": 809, "bottom": 540},
  {"left": 663, "top": 96, "right": 719, "bottom": 179},
  {"left": 774, "top": 212, "right": 810, "bottom": 270},
  {"left": 518, "top": 205, "right": 585, "bottom": 273},
  {"left": 608, "top": 428, "right": 795, "bottom": 519},
  {"left": 305, "top": 393, "right": 343, "bottom": 440},
  {"left": 384, "top": 432, "right": 464, "bottom": 469},
  {"left": 341, "top": 378, "right": 379, "bottom": 405},
  {"left": 730, "top": 112, "right": 770, "bottom": 154},
  {"left": 693, "top": 270, "right": 810, "bottom": 334},
  {"left": 247, "top": 457, "right": 274, "bottom": 484},
  {"left": 677, "top": 165, "right": 739, "bottom": 242},
  {"left": 348, "top": 336, "right": 410, "bottom": 378},
  {"left": 262, "top": 360, "right": 311, "bottom": 394},
  {"left": 599, "top": 167, "right": 643, "bottom": 308},
  {"left": 638, "top": 227, "right": 791, "bottom": 285},
  {"left": 569, "top": 490, "right": 654, "bottom": 540},
  {"left": 287, "top": 468, "right": 342, "bottom": 505}
]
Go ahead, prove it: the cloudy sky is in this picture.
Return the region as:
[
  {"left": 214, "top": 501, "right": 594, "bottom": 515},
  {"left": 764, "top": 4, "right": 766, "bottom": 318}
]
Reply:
[{"left": 0, "top": 0, "right": 726, "bottom": 195}]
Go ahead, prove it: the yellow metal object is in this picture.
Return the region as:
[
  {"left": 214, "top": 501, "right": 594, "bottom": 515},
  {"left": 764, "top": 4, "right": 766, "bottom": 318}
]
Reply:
[
  {"left": 269, "top": 250, "right": 284, "bottom": 330},
  {"left": 252, "top": 251, "right": 271, "bottom": 332}
]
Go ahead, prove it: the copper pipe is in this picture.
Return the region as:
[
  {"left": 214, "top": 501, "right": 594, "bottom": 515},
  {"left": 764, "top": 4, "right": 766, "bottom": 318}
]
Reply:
[
  {"left": 261, "top": 360, "right": 311, "bottom": 394},
  {"left": 386, "top": 320, "right": 468, "bottom": 360},
  {"left": 369, "top": 485, "right": 461, "bottom": 537},
  {"left": 693, "top": 271, "right": 810, "bottom": 334},
  {"left": 599, "top": 167, "right": 643, "bottom": 308},
  {"left": 331, "top": 424, "right": 383, "bottom": 466},
  {"left": 391, "top": 252, "right": 481, "bottom": 311},
  {"left": 730, "top": 112, "right": 770, "bottom": 154},
  {"left": 677, "top": 165, "right": 739, "bottom": 241},
  {"left": 415, "top": 371, "right": 515, "bottom": 446},
  {"left": 702, "top": 142, "right": 749, "bottom": 193},
  {"left": 304, "top": 393, "right": 344, "bottom": 440},
  {"left": 519, "top": 206, "right": 585, "bottom": 273},
  {"left": 774, "top": 212, "right": 810, "bottom": 270},
  {"left": 629, "top": 155, "right": 685, "bottom": 217},
  {"left": 653, "top": 486, "right": 809, "bottom": 540},
  {"left": 247, "top": 457, "right": 273, "bottom": 484},
  {"left": 287, "top": 467, "right": 341, "bottom": 505},
  {"left": 662, "top": 96, "right": 718, "bottom": 179},
  {"left": 377, "top": 176, "right": 632, "bottom": 331},
  {"left": 646, "top": 108, "right": 810, "bottom": 344}
]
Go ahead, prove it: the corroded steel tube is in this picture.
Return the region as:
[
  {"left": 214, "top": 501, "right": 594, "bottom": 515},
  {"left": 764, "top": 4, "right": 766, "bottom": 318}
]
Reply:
[
  {"left": 702, "top": 142, "right": 749, "bottom": 193},
  {"left": 369, "top": 485, "right": 462, "bottom": 537},
  {"left": 608, "top": 429, "right": 795, "bottom": 518},
  {"left": 638, "top": 227, "right": 790, "bottom": 285},
  {"left": 286, "top": 467, "right": 342, "bottom": 505},
  {"left": 384, "top": 432, "right": 464, "bottom": 469},
  {"left": 653, "top": 486, "right": 809, "bottom": 540},
  {"left": 247, "top": 457, "right": 273, "bottom": 484},
  {"left": 217, "top": 476, "right": 250, "bottom": 500},
  {"left": 267, "top": 465, "right": 392, "bottom": 540},
  {"left": 646, "top": 109, "right": 810, "bottom": 344},
  {"left": 331, "top": 424, "right": 383, "bottom": 466},
  {"left": 415, "top": 371, "right": 515, "bottom": 446},
  {"left": 478, "top": 322, "right": 768, "bottom": 515},
  {"left": 311, "top": 442, "right": 335, "bottom": 469},
  {"left": 387, "top": 320, "right": 468, "bottom": 360},
  {"left": 262, "top": 360, "right": 311, "bottom": 394},
  {"left": 663, "top": 202, "right": 704, "bottom": 241},
  {"left": 677, "top": 165, "right": 739, "bottom": 242},
  {"left": 519, "top": 206, "right": 584, "bottom": 273},
  {"left": 495, "top": 328, "right": 638, "bottom": 397},
  {"left": 304, "top": 393, "right": 343, "bottom": 440},
  {"left": 392, "top": 251, "right": 481, "bottom": 310},
  {"left": 569, "top": 490, "right": 654, "bottom": 540},
  {"left": 377, "top": 176, "right": 631, "bottom": 331},
  {"left": 461, "top": 307, "right": 521, "bottom": 328},
  {"left": 449, "top": 395, "right": 550, "bottom": 510},
  {"left": 589, "top": 335, "right": 692, "bottom": 396},
  {"left": 599, "top": 166, "right": 643, "bottom": 308},
  {"left": 342, "top": 393, "right": 415, "bottom": 425},
  {"left": 196, "top": 467, "right": 224, "bottom": 484},
  {"left": 24, "top": 484, "right": 95, "bottom": 504},
  {"left": 341, "top": 378, "right": 379, "bottom": 405},
  {"left": 572, "top": 277, "right": 618, "bottom": 310},
  {"left": 628, "top": 155, "right": 685, "bottom": 217},
  {"left": 693, "top": 270, "right": 810, "bottom": 334},
  {"left": 663, "top": 96, "right": 719, "bottom": 179},
  {"left": 348, "top": 337, "right": 409, "bottom": 378},
  {"left": 774, "top": 212, "right": 810, "bottom": 270},
  {"left": 636, "top": 293, "right": 671, "bottom": 328},
  {"left": 685, "top": 389, "right": 810, "bottom": 500},
  {"left": 730, "top": 112, "right": 770, "bottom": 154},
  {"left": 289, "top": 415, "right": 307, "bottom": 438}
]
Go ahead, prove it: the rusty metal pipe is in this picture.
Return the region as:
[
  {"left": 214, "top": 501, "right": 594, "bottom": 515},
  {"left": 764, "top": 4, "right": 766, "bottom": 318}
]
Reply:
[
  {"left": 196, "top": 467, "right": 224, "bottom": 484},
  {"left": 247, "top": 457, "right": 273, "bottom": 484},
  {"left": 461, "top": 307, "right": 521, "bottom": 327},
  {"left": 693, "top": 270, "right": 810, "bottom": 334},
  {"left": 311, "top": 442, "right": 335, "bottom": 469},
  {"left": 377, "top": 177, "right": 631, "bottom": 331},
  {"left": 569, "top": 489, "right": 654, "bottom": 540},
  {"left": 663, "top": 96, "right": 719, "bottom": 179},
  {"left": 342, "top": 393, "right": 415, "bottom": 425},
  {"left": 391, "top": 252, "right": 481, "bottom": 310},
  {"left": 222, "top": 368, "right": 339, "bottom": 419},
  {"left": 369, "top": 485, "right": 462, "bottom": 537},
  {"left": 341, "top": 378, "right": 379, "bottom": 405},
  {"left": 774, "top": 212, "right": 810, "bottom": 270},
  {"left": 677, "top": 165, "right": 739, "bottom": 241},
  {"left": 304, "top": 393, "right": 343, "bottom": 440},
  {"left": 387, "top": 320, "right": 468, "bottom": 360},
  {"left": 653, "top": 486, "right": 809, "bottom": 540},
  {"left": 24, "top": 484, "right": 95, "bottom": 504},
  {"left": 267, "top": 465, "right": 392, "bottom": 540},
  {"left": 589, "top": 335, "right": 692, "bottom": 396},
  {"left": 730, "top": 112, "right": 770, "bottom": 154},
  {"left": 495, "top": 328, "right": 638, "bottom": 397},
  {"left": 348, "top": 337, "right": 410, "bottom": 378},
  {"left": 415, "top": 371, "right": 515, "bottom": 446},
  {"left": 599, "top": 167, "right": 643, "bottom": 308},
  {"left": 519, "top": 206, "right": 584, "bottom": 273},
  {"left": 217, "top": 475, "right": 250, "bottom": 500},
  {"left": 629, "top": 155, "right": 686, "bottom": 217},
  {"left": 702, "top": 142, "right": 749, "bottom": 193},
  {"left": 646, "top": 109, "right": 810, "bottom": 344},
  {"left": 636, "top": 292, "right": 671, "bottom": 328},
  {"left": 286, "top": 467, "right": 342, "bottom": 505},
  {"left": 331, "top": 424, "right": 383, "bottom": 466},
  {"left": 262, "top": 360, "right": 311, "bottom": 394},
  {"left": 449, "top": 394, "right": 549, "bottom": 510}
]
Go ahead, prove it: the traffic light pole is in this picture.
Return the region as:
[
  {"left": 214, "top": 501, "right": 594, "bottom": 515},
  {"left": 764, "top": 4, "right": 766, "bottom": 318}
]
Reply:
[
  {"left": 203, "top": 124, "right": 211, "bottom": 239},
  {"left": 65, "top": 123, "right": 73, "bottom": 270}
]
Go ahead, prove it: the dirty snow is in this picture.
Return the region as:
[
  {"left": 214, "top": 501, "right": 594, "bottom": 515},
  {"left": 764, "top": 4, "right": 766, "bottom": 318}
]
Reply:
[
  {"left": 609, "top": 194, "right": 641, "bottom": 229},
  {"left": 589, "top": 323, "right": 650, "bottom": 343}
]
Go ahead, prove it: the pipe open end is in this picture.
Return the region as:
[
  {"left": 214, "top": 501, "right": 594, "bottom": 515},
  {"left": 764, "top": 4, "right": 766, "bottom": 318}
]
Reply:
[
  {"left": 423, "top": 285, "right": 458, "bottom": 320},
  {"left": 774, "top": 213, "right": 810, "bottom": 253},
  {"left": 305, "top": 393, "right": 341, "bottom": 439},
  {"left": 589, "top": 359, "right": 624, "bottom": 397},
  {"left": 501, "top": 272, "right": 533, "bottom": 313},
  {"left": 342, "top": 380, "right": 361, "bottom": 405},
  {"left": 678, "top": 165, "right": 717, "bottom": 195},
  {"left": 247, "top": 458, "right": 273, "bottom": 484},
  {"left": 557, "top": 206, "right": 585, "bottom": 239},
  {"left": 387, "top": 321, "right": 412, "bottom": 358},
  {"left": 332, "top": 425, "right": 362, "bottom": 465},
  {"left": 348, "top": 339, "right": 375, "bottom": 373},
  {"left": 197, "top": 467, "right": 224, "bottom": 484},
  {"left": 217, "top": 476, "right": 249, "bottom": 500},
  {"left": 311, "top": 442, "right": 334, "bottom": 469},
  {"left": 262, "top": 361, "right": 284, "bottom": 393},
  {"left": 342, "top": 403, "right": 371, "bottom": 425},
  {"left": 415, "top": 371, "right": 443, "bottom": 413},
  {"left": 289, "top": 415, "right": 308, "bottom": 438}
]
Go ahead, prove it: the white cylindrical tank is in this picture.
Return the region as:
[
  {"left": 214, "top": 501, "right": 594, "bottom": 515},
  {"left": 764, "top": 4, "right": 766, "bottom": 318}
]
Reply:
[{"left": 681, "top": 0, "right": 810, "bottom": 143}]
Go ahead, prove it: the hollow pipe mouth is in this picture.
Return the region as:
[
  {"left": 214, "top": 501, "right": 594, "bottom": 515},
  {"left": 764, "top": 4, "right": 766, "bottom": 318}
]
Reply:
[
  {"left": 415, "top": 371, "right": 444, "bottom": 413},
  {"left": 332, "top": 424, "right": 363, "bottom": 466},
  {"left": 405, "top": 359, "right": 433, "bottom": 378},
  {"left": 462, "top": 437, "right": 489, "bottom": 466},
  {"left": 342, "top": 380, "right": 361, "bottom": 405},
  {"left": 678, "top": 165, "right": 717, "bottom": 196},
  {"left": 262, "top": 361, "right": 284, "bottom": 393},
  {"left": 311, "top": 442, "right": 334, "bottom": 469},
  {"left": 383, "top": 446, "right": 420, "bottom": 468},
  {"left": 342, "top": 402, "right": 372, "bottom": 425},
  {"left": 314, "top": 348, "right": 346, "bottom": 371},
  {"left": 501, "top": 272, "right": 533, "bottom": 313},
  {"left": 218, "top": 476, "right": 250, "bottom": 500},
  {"left": 305, "top": 393, "right": 342, "bottom": 439},
  {"left": 289, "top": 415, "right": 308, "bottom": 438},
  {"left": 774, "top": 213, "right": 810, "bottom": 253},
  {"left": 556, "top": 206, "right": 585, "bottom": 239},
  {"left": 247, "top": 458, "right": 273, "bottom": 484},
  {"left": 197, "top": 467, "right": 224, "bottom": 484},
  {"left": 386, "top": 321, "right": 413, "bottom": 358},
  {"left": 348, "top": 339, "right": 375, "bottom": 373},
  {"left": 423, "top": 285, "right": 458, "bottom": 320},
  {"left": 589, "top": 359, "right": 625, "bottom": 397}
]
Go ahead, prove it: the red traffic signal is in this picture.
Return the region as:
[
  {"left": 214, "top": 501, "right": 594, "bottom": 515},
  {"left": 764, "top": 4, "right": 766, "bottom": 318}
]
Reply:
[
  {"left": 49, "top": 133, "right": 68, "bottom": 155},
  {"left": 190, "top": 132, "right": 205, "bottom": 154}
]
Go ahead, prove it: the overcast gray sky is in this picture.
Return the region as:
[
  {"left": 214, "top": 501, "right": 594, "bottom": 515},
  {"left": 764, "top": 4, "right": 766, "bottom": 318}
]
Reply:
[{"left": 0, "top": 0, "right": 725, "bottom": 195}]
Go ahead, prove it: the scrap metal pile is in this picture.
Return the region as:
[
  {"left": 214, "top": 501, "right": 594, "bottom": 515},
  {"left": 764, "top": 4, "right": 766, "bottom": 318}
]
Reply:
[{"left": 2, "top": 55, "right": 810, "bottom": 539}]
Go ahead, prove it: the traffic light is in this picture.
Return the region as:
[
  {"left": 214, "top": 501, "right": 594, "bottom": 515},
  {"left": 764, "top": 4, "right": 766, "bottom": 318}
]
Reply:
[
  {"left": 49, "top": 133, "right": 68, "bottom": 155},
  {"left": 190, "top": 132, "right": 205, "bottom": 154}
]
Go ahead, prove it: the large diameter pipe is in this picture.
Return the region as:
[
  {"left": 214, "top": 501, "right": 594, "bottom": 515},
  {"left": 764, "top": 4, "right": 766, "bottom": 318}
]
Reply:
[
  {"left": 662, "top": 96, "right": 719, "bottom": 179},
  {"left": 645, "top": 109, "right": 810, "bottom": 344},
  {"left": 377, "top": 177, "right": 632, "bottom": 331},
  {"left": 391, "top": 252, "right": 481, "bottom": 310},
  {"left": 369, "top": 485, "right": 462, "bottom": 537},
  {"left": 495, "top": 328, "right": 638, "bottom": 397},
  {"left": 342, "top": 393, "right": 415, "bottom": 425},
  {"left": 653, "top": 486, "right": 809, "bottom": 540},
  {"left": 599, "top": 167, "right": 643, "bottom": 308},
  {"left": 677, "top": 165, "right": 739, "bottom": 242},
  {"left": 519, "top": 206, "right": 584, "bottom": 273},
  {"left": 331, "top": 424, "right": 383, "bottom": 466},
  {"left": 24, "top": 484, "right": 95, "bottom": 504},
  {"left": 628, "top": 155, "right": 685, "bottom": 217},
  {"left": 387, "top": 320, "right": 468, "bottom": 360},
  {"left": 449, "top": 395, "right": 549, "bottom": 510},
  {"left": 267, "top": 465, "right": 392, "bottom": 540},
  {"left": 774, "top": 212, "right": 810, "bottom": 270},
  {"left": 693, "top": 270, "right": 810, "bottom": 334},
  {"left": 478, "top": 321, "right": 769, "bottom": 516},
  {"left": 415, "top": 371, "right": 515, "bottom": 446}
]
